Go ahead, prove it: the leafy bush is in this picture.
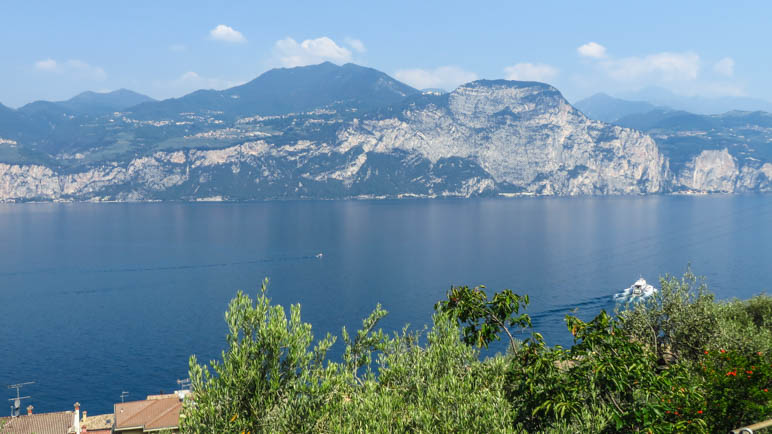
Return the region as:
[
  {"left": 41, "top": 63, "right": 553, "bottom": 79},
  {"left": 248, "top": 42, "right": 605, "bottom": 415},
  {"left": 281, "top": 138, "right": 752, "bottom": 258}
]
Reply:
[
  {"left": 698, "top": 348, "right": 771, "bottom": 432},
  {"left": 713, "top": 295, "right": 772, "bottom": 355},
  {"left": 183, "top": 280, "right": 516, "bottom": 433},
  {"left": 617, "top": 270, "right": 718, "bottom": 362},
  {"left": 504, "top": 312, "right": 707, "bottom": 433},
  {"left": 182, "top": 273, "right": 771, "bottom": 433},
  {"left": 182, "top": 279, "right": 339, "bottom": 432},
  {"left": 332, "top": 314, "right": 515, "bottom": 432}
]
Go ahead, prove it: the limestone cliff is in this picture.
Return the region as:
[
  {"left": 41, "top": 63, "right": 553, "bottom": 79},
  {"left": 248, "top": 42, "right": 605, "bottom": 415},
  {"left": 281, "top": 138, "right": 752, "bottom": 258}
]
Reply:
[{"left": 0, "top": 78, "right": 769, "bottom": 202}]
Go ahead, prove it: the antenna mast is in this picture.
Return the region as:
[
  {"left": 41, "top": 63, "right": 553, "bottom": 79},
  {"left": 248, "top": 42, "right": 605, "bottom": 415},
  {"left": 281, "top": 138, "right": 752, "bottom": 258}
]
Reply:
[
  {"left": 120, "top": 391, "right": 129, "bottom": 403},
  {"left": 176, "top": 378, "right": 191, "bottom": 391},
  {"left": 7, "top": 382, "right": 34, "bottom": 417}
]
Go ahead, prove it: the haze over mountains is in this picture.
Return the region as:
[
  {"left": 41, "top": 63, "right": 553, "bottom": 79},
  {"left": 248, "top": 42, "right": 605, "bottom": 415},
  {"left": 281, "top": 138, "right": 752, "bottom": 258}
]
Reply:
[
  {"left": 0, "top": 62, "right": 770, "bottom": 202},
  {"left": 18, "top": 89, "right": 155, "bottom": 117},
  {"left": 573, "top": 94, "right": 662, "bottom": 123},
  {"left": 574, "top": 90, "right": 772, "bottom": 122}
]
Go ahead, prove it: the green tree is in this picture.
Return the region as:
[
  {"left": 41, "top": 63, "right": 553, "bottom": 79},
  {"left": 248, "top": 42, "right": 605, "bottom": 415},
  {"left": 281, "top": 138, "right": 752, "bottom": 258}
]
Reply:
[
  {"left": 618, "top": 270, "right": 718, "bottom": 363},
  {"left": 435, "top": 285, "right": 531, "bottom": 353},
  {"left": 181, "top": 279, "right": 338, "bottom": 432}
]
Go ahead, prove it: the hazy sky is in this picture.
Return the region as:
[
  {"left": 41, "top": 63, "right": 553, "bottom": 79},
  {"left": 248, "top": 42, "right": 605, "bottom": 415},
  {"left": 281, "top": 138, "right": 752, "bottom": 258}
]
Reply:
[{"left": 1, "top": 0, "right": 769, "bottom": 107}]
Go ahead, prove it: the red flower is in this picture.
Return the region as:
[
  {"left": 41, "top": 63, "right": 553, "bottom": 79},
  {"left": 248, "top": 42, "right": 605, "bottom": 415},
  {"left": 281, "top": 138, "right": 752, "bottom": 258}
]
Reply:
[
  {"left": 720, "top": 349, "right": 726, "bottom": 353},
  {"left": 764, "top": 389, "right": 768, "bottom": 392},
  {"left": 746, "top": 370, "right": 753, "bottom": 374},
  {"left": 704, "top": 350, "right": 709, "bottom": 354},
  {"left": 726, "top": 370, "right": 737, "bottom": 376},
  {"left": 697, "top": 410, "right": 703, "bottom": 414}
]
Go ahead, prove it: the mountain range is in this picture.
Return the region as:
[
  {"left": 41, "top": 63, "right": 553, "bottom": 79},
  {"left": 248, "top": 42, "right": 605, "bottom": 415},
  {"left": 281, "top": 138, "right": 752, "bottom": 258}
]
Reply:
[
  {"left": 576, "top": 88, "right": 772, "bottom": 118},
  {"left": 0, "top": 63, "right": 770, "bottom": 202}
]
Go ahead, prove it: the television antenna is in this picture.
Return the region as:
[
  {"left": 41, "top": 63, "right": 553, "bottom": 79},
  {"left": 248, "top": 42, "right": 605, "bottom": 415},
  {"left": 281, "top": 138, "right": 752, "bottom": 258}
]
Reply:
[
  {"left": 120, "top": 391, "right": 129, "bottom": 403},
  {"left": 7, "top": 382, "right": 34, "bottom": 417},
  {"left": 176, "top": 378, "right": 191, "bottom": 391}
]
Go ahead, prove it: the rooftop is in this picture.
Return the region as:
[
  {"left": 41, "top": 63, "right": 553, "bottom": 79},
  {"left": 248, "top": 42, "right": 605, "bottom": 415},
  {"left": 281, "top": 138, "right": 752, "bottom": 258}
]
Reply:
[
  {"left": 81, "top": 412, "right": 114, "bottom": 431},
  {"left": 0, "top": 410, "right": 74, "bottom": 434},
  {"left": 114, "top": 396, "right": 181, "bottom": 432}
]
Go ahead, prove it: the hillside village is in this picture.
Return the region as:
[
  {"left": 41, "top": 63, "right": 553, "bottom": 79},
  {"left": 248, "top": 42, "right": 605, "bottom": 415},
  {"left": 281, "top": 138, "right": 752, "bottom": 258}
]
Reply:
[{"left": 1, "top": 389, "right": 189, "bottom": 434}]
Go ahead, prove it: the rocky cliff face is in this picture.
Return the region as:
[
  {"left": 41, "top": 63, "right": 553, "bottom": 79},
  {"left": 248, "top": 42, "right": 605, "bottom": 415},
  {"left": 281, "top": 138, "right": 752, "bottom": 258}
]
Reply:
[
  {"left": 676, "top": 149, "right": 772, "bottom": 193},
  {"left": 0, "top": 78, "right": 768, "bottom": 202},
  {"left": 339, "top": 81, "right": 668, "bottom": 196}
]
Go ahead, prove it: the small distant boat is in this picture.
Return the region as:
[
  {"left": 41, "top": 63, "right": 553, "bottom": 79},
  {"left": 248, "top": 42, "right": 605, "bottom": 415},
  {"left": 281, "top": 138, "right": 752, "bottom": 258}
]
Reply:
[
  {"left": 315, "top": 252, "right": 323, "bottom": 259},
  {"left": 614, "top": 277, "right": 657, "bottom": 302}
]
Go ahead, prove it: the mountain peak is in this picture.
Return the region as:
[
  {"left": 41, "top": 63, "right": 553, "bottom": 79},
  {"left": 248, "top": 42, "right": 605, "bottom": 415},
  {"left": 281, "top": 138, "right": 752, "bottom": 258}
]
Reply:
[
  {"left": 131, "top": 62, "right": 420, "bottom": 119},
  {"left": 62, "top": 88, "right": 155, "bottom": 109}
]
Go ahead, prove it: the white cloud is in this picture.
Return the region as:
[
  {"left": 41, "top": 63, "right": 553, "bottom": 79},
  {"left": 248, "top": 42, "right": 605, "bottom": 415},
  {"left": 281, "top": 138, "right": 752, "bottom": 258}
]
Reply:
[
  {"left": 35, "top": 58, "right": 58, "bottom": 71},
  {"left": 600, "top": 52, "right": 700, "bottom": 82},
  {"left": 713, "top": 57, "right": 735, "bottom": 77},
  {"left": 34, "top": 58, "right": 107, "bottom": 80},
  {"left": 273, "top": 36, "right": 353, "bottom": 67},
  {"left": 504, "top": 63, "right": 559, "bottom": 82},
  {"left": 579, "top": 48, "right": 744, "bottom": 98},
  {"left": 344, "top": 37, "right": 366, "bottom": 53},
  {"left": 394, "top": 66, "right": 477, "bottom": 90},
  {"left": 169, "top": 44, "right": 187, "bottom": 52},
  {"left": 209, "top": 24, "right": 246, "bottom": 43},
  {"left": 577, "top": 42, "right": 607, "bottom": 59}
]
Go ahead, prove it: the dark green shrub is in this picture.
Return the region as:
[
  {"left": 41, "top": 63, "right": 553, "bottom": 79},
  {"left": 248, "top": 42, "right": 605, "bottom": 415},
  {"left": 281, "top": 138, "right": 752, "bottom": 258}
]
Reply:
[
  {"left": 618, "top": 270, "right": 718, "bottom": 362},
  {"left": 182, "top": 279, "right": 340, "bottom": 432},
  {"left": 509, "top": 311, "right": 707, "bottom": 433},
  {"left": 182, "top": 274, "right": 771, "bottom": 433},
  {"left": 697, "top": 348, "right": 772, "bottom": 432}
]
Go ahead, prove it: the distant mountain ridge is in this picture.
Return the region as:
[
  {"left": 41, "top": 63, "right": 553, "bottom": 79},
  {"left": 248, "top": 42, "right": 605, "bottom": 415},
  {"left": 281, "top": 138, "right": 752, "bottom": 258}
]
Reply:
[
  {"left": 58, "top": 89, "right": 156, "bottom": 115},
  {"left": 16, "top": 89, "right": 155, "bottom": 117},
  {"left": 621, "top": 87, "right": 772, "bottom": 115},
  {"left": 1, "top": 62, "right": 771, "bottom": 201},
  {"left": 577, "top": 88, "right": 772, "bottom": 120},
  {"left": 574, "top": 93, "right": 664, "bottom": 123},
  {"left": 129, "top": 62, "right": 419, "bottom": 120}
]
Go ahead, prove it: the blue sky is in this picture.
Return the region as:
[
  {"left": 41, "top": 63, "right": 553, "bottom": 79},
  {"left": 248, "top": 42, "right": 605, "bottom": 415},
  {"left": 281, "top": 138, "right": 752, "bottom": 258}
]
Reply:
[{"left": 1, "top": 0, "right": 769, "bottom": 107}]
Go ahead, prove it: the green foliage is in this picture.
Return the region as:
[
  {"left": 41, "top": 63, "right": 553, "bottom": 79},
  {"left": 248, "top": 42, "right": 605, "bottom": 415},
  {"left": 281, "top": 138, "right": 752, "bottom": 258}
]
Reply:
[
  {"left": 697, "top": 348, "right": 772, "bottom": 432},
  {"left": 182, "top": 280, "right": 517, "bottom": 433},
  {"left": 509, "top": 311, "right": 707, "bottom": 433},
  {"left": 332, "top": 314, "right": 515, "bottom": 432},
  {"left": 183, "top": 273, "right": 772, "bottom": 433},
  {"left": 617, "top": 270, "right": 718, "bottom": 362},
  {"left": 182, "top": 278, "right": 339, "bottom": 432},
  {"left": 341, "top": 304, "right": 387, "bottom": 382},
  {"left": 712, "top": 294, "right": 772, "bottom": 355},
  {"left": 435, "top": 285, "right": 530, "bottom": 353}
]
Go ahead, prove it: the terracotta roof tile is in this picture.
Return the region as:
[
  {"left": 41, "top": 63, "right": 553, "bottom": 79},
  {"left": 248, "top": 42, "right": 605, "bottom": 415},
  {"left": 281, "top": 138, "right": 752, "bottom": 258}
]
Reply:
[
  {"left": 81, "top": 413, "right": 114, "bottom": 431},
  {"left": 0, "top": 411, "right": 74, "bottom": 434},
  {"left": 114, "top": 397, "right": 181, "bottom": 432}
]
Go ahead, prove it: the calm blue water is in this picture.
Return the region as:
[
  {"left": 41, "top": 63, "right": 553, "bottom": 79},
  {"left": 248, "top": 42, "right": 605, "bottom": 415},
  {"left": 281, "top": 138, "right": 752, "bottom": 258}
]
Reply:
[{"left": 1, "top": 196, "right": 771, "bottom": 415}]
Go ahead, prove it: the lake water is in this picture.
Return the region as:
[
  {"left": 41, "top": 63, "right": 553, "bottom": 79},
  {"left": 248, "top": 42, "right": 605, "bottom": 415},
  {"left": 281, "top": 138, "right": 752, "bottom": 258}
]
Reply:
[{"left": 1, "top": 196, "right": 771, "bottom": 415}]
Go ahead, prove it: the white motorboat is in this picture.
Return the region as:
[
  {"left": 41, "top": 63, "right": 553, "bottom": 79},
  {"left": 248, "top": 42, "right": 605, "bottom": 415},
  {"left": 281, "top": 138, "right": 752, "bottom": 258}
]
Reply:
[{"left": 614, "top": 278, "right": 657, "bottom": 302}]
